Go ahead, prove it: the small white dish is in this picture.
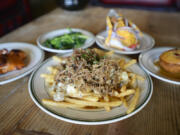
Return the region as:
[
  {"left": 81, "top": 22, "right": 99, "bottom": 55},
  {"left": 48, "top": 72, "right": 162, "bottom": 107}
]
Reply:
[
  {"left": 0, "top": 42, "right": 44, "bottom": 85},
  {"left": 37, "top": 28, "right": 95, "bottom": 54},
  {"left": 96, "top": 31, "right": 155, "bottom": 55},
  {"left": 139, "top": 47, "right": 180, "bottom": 85},
  {"left": 28, "top": 53, "right": 153, "bottom": 125}
]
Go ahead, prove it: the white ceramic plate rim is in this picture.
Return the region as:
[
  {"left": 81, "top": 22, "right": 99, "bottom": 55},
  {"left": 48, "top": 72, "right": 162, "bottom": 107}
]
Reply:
[
  {"left": 28, "top": 54, "right": 153, "bottom": 125},
  {"left": 139, "top": 47, "right": 180, "bottom": 85},
  {"left": 37, "top": 28, "right": 95, "bottom": 53},
  {"left": 0, "top": 42, "right": 44, "bottom": 85},
  {"left": 96, "top": 31, "right": 155, "bottom": 55}
]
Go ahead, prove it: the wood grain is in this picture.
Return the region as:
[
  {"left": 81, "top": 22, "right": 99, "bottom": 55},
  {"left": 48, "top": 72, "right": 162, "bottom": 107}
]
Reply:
[{"left": 0, "top": 6, "right": 180, "bottom": 135}]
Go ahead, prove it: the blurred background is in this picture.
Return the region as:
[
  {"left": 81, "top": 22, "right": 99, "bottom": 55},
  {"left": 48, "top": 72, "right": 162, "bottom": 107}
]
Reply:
[{"left": 0, "top": 0, "right": 179, "bottom": 37}]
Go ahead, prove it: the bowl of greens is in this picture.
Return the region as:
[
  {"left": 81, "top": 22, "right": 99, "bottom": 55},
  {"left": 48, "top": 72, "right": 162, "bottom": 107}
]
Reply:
[{"left": 37, "top": 28, "right": 95, "bottom": 53}]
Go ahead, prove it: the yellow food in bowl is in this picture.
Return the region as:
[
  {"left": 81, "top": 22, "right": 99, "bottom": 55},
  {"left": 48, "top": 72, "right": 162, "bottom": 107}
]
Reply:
[{"left": 116, "top": 30, "right": 138, "bottom": 47}]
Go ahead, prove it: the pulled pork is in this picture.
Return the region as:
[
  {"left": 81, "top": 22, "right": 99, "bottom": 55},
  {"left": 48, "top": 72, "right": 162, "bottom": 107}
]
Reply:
[{"left": 55, "top": 49, "right": 125, "bottom": 96}]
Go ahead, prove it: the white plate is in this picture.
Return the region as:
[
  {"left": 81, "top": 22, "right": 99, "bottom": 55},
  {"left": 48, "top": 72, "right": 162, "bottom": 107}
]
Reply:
[
  {"left": 37, "top": 28, "right": 95, "bottom": 54},
  {"left": 139, "top": 47, "right": 180, "bottom": 85},
  {"left": 28, "top": 53, "right": 153, "bottom": 125},
  {"left": 96, "top": 31, "right": 155, "bottom": 55},
  {"left": 0, "top": 42, "right": 44, "bottom": 85}
]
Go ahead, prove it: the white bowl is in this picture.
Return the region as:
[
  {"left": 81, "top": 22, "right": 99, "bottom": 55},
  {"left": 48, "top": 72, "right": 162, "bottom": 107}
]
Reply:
[
  {"left": 28, "top": 53, "right": 153, "bottom": 125},
  {"left": 0, "top": 42, "right": 44, "bottom": 85},
  {"left": 37, "top": 28, "right": 95, "bottom": 54}
]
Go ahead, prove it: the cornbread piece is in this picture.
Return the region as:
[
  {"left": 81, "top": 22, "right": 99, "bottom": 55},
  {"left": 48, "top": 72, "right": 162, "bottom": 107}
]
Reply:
[{"left": 159, "top": 49, "right": 180, "bottom": 74}]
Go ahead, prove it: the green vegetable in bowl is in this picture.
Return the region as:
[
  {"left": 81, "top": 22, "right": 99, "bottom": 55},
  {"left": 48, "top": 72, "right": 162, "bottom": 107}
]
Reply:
[{"left": 43, "top": 31, "right": 88, "bottom": 50}]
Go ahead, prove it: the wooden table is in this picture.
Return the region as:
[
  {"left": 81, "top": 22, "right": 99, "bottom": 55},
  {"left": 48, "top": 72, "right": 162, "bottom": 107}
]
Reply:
[{"left": 0, "top": 7, "right": 180, "bottom": 135}]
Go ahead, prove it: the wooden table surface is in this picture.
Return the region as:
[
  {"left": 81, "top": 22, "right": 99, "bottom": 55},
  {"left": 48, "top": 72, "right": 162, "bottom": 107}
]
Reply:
[{"left": 0, "top": 7, "right": 180, "bottom": 135}]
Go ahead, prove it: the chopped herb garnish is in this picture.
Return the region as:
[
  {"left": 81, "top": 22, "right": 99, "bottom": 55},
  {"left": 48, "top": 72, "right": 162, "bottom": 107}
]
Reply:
[{"left": 78, "top": 49, "right": 103, "bottom": 65}]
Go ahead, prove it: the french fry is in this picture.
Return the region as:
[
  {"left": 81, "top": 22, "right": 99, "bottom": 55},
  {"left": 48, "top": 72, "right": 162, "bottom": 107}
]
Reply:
[
  {"left": 120, "top": 85, "right": 126, "bottom": 92},
  {"left": 104, "top": 95, "right": 110, "bottom": 102},
  {"left": 41, "top": 74, "right": 50, "bottom": 78},
  {"left": 94, "top": 48, "right": 106, "bottom": 56},
  {"left": 136, "top": 74, "right": 145, "bottom": 81},
  {"left": 123, "top": 59, "right": 136, "bottom": 69},
  {"left": 104, "top": 106, "right": 111, "bottom": 112},
  {"left": 119, "top": 59, "right": 125, "bottom": 67},
  {"left": 128, "top": 73, "right": 145, "bottom": 81},
  {"left": 52, "top": 56, "right": 65, "bottom": 63},
  {"left": 94, "top": 48, "right": 114, "bottom": 57},
  {"left": 64, "top": 97, "right": 122, "bottom": 107},
  {"left": 110, "top": 96, "right": 120, "bottom": 101},
  {"left": 126, "top": 88, "right": 140, "bottom": 114},
  {"left": 81, "top": 95, "right": 99, "bottom": 102},
  {"left": 48, "top": 90, "right": 56, "bottom": 97},
  {"left": 117, "top": 89, "right": 135, "bottom": 97},
  {"left": 47, "top": 67, "right": 58, "bottom": 75},
  {"left": 121, "top": 97, "right": 128, "bottom": 107},
  {"left": 129, "top": 74, "right": 136, "bottom": 86},
  {"left": 42, "top": 99, "right": 85, "bottom": 108},
  {"left": 105, "top": 16, "right": 113, "bottom": 45},
  {"left": 69, "top": 92, "right": 101, "bottom": 99},
  {"left": 113, "top": 91, "right": 119, "bottom": 97},
  {"left": 103, "top": 95, "right": 110, "bottom": 111},
  {"left": 41, "top": 74, "right": 54, "bottom": 83},
  {"left": 105, "top": 51, "right": 114, "bottom": 56}
]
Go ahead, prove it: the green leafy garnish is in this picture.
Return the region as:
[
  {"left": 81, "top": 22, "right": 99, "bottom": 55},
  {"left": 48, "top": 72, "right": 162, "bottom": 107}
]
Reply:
[{"left": 43, "top": 30, "right": 88, "bottom": 50}]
